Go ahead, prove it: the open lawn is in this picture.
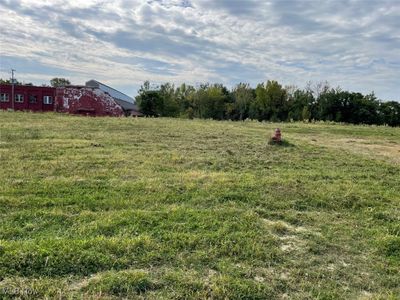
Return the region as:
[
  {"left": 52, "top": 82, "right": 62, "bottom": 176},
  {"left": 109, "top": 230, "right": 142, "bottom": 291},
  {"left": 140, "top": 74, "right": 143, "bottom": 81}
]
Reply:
[{"left": 0, "top": 112, "right": 399, "bottom": 299}]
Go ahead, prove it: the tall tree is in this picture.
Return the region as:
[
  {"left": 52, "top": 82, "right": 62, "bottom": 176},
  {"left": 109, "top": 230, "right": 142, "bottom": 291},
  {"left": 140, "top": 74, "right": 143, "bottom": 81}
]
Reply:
[
  {"left": 232, "top": 83, "right": 254, "bottom": 120},
  {"left": 379, "top": 101, "right": 400, "bottom": 126},
  {"left": 252, "top": 80, "right": 288, "bottom": 121},
  {"left": 287, "top": 88, "right": 314, "bottom": 121},
  {"left": 175, "top": 83, "right": 196, "bottom": 117},
  {"left": 192, "top": 84, "right": 228, "bottom": 120},
  {"left": 159, "top": 83, "right": 179, "bottom": 117},
  {"left": 135, "top": 81, "right": 163, "bottom": 116}
]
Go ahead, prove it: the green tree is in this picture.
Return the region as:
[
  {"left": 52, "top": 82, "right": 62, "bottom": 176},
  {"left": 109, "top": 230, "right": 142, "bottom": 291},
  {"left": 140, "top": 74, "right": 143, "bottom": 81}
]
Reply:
[
  {"left": 50, "top": 78, "right": 71, "bottom": 87},
  {"left": 192, "top": 84, "right": 228, "bottom": 120},
  {"left": 288, "top": 89, "right": 314, "bottom": 121},
  {"left": 302, "top": 106, "right": 311, "bottom": 121},
  {"left": 316, "top": 87, "right": 343, "bottom": 121},
  {"left": 135, "top": 81, "right": 163, "bottom": 116},
  {"left": 175, "top": 83, "right": 195, "bottom": 115},
  {"left": 160, "top": 83, "right": 179, "bottom": 117},
  {"left": 0, "top": 78, "right": 12, "bottom": 84},
  {"left": 0, "top": 78, "right": 31, "bottom": 85},
  {"left": 232, "top": 83, "right": 254, "bottom": 120},
  {"left": 379, "top": 101, "right": 400, "bottom": 126},
  {"left": 251, "top": 80, "right": 288, "bottom": 121}
]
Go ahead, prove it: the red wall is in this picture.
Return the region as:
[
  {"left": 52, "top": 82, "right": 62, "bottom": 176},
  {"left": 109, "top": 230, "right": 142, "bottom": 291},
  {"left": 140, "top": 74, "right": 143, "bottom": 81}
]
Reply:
[
  {"left": 55, "top": 87, "right": 124, "bottom": 117},
  {"left": 0, "top": 84, "right": 56, "bottom": 112}
]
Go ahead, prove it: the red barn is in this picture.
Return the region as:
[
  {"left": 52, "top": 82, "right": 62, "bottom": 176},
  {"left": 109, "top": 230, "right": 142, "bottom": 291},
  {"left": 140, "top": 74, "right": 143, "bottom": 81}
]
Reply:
[
  {"left": 0, "top": 84, "right": 56, "bottom": 112},
  {"left": 55, "top": 86, "right": 124, "bottom": 117},
  {"left": 84, "top": 80, "right": 142, "bottom": 117},
  {"left": 1, "top": 80, "right": 142, "bottom": 117}
]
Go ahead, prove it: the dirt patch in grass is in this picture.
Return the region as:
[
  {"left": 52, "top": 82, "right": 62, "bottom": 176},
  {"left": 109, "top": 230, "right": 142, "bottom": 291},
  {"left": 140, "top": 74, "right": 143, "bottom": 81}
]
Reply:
[
  {"left": 262, "top": 219, "right": 312, "bottom": 253},
  {"left": 300, "top": 135, "right": 400, "bottom": 164}
]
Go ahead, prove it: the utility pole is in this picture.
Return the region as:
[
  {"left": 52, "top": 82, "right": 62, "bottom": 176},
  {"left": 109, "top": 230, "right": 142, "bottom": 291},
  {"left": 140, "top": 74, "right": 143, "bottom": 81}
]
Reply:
[{"left": 11, "top": 69, "right": 15, "bottom": 110}]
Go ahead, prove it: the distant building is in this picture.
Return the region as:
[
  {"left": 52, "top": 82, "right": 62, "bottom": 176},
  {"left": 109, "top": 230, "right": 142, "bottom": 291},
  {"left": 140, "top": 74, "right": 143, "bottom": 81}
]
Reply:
[
  {"left": 0, "top": 80, "right": 143, "bottom": 117},
  {"left": 85, "top": 80, "right": 142, "bottom": 116},
  {"left": 55, "top": 85, "right": 125, "bottom": 117},
  {"left": 0, "top": 84, "right": 56, "bottom": 112}
]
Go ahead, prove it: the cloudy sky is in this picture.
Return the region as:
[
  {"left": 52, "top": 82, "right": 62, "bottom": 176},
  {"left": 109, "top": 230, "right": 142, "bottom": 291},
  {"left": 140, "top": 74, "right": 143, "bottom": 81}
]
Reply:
[{"left": 0, "top": 0, "right": 399, "bottom": 100}]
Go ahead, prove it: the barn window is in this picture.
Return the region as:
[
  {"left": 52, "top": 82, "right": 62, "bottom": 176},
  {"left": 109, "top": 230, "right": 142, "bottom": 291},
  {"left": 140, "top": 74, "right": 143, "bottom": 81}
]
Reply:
[
  {"left": 29, "top": 95, "right": 37, "bottom": 103},
  {"left": 43, "top": 96, "right": 52, "bottom": 104},
  {"left": 0, "top": 93, "right": 9, "bottom": 102},
  {"left": 15, "top": 94, "right": 24, "bottom": 103}
]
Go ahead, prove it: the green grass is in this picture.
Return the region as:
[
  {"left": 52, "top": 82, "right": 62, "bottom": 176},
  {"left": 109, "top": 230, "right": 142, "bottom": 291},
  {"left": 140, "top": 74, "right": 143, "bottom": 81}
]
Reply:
[{"left": 0, "top": 111, "right": 399, "bottom": 299}]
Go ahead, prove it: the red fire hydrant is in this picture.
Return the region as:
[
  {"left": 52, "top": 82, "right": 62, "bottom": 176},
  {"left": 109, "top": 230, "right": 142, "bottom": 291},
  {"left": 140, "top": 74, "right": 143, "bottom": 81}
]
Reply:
[{"left": 271, "top": 128, "right": 282, "bottom": 144}]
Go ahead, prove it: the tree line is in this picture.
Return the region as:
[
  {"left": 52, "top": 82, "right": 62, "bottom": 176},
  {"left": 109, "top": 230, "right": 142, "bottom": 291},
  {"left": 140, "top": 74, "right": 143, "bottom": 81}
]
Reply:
[
  {"left": 2, "top": 77, "right": 398, "bottom": 126},
  {"left": 0, "top": 77, "right": 71, "bottom": 87},
  {"left": 135, "top": 80, "right": 400, "bottom": 126}
]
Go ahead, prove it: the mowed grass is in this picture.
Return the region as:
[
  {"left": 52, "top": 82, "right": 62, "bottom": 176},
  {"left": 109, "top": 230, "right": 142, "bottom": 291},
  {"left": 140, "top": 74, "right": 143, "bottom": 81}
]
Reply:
[{"left": 0, "top": 111, "right": 399, "bottom": 299}]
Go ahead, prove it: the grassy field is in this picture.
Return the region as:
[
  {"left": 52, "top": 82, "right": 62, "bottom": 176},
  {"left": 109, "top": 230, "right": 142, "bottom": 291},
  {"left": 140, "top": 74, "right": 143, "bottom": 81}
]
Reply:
[{"left": 0, "top": 111, "right": 399, "bottom": 299}]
